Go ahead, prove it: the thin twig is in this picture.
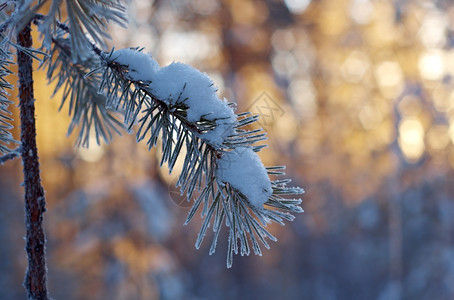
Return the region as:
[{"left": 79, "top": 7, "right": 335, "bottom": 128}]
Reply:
[
  {"left": 0, "top": 16, "right": 13, "bottom": 35},
  {"left": 34, "top": 13, "right": 105, "bottom": 57},
  {"left": 0, "top": 146, "right": 21, "bottom": 164},
  {"left": 0, "top": 2, "right": 13, "bottom": 34},
  {"left": 0, "top": 0, "right": 50, "bottom": 35}
]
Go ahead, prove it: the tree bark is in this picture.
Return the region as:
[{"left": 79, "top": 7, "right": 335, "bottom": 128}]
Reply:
[{"left": 17, "top": 22, "right": 49, "bottom": 300}]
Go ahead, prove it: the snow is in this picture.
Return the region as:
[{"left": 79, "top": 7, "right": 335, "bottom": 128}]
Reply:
[
  {"left": 201, "top": 119, "right": 235, "bottom": 145},
  {"left": 112, "top": 48, "right": 160, "bottom": 82},
  {"left": 112, "top": 49, "right": 237, "bottom": 145},
  {"left": 148, "top": 63, "right": 236, "bottom": 144},
  {"left": 149, "top": 62, "right": 235, "bottom": 121},
  {"left": 216, "top": 147, "right": 272, "bottom": 209}
]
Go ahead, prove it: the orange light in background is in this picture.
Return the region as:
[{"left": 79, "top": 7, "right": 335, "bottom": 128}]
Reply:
[
  {"left": 284, "top": 0, "right": 312, "bottom": 14},
  {"left": 418, "top": 50, "right": 445, "bottom": 81},
  {"left": 374, "top": 61, "right": 404, "bottom": 99},
  {"left": 341, "top": 51, "right": 370, "bottom": 83},
  {"left": 289, "top": 77, "right": 317, "bottom": 119},
  {"left": 366, "top": 119, "right": 394, "bottom": 150},
  {"left": 78, "top": 138, "right": 106, "bottom": 162},
  {"left": 130, "top": 28, "right": 157, "bottom": 51},
  {"left": 130, "top": 1, "right": 153, "bottom": 23},
  {"left": 358, "top": 104, "right": 383, "bottom": 130},
  {"left": 274, "top": 109, "right": 298, "bottom": 143},
  {"left": 349, "top": 0, "right": 374, "bottom": 25},
  {"left": 190, "top": 0, "right": 220, "bottom": 15},
  {"left": 230, "top": 0, "right": 268, "bottom": 25},
  {"left": 318, "top": 5, "right": 348, "bottom": 36},
  {"left": 448, "top": 121, "right": 454, "bottom": 145},
  {"left": 368, "top": 2, "right": 398, "bottom": 46},
  {"left": 272, "top": 51, "right": 299, "bottom": 76},
  {"left": 445, "top": 50, "right": 454, "bottom": 75},
  {"left": 418, "top": 11, "right": 447, "bottom": 49},
  {"left": 271, "top": 29, "right": 296, "bottom": 52},
  {"left": 398, "top": 117, "right": 425, "bottom": 161},
  {"left": 159, "top": 30, "right": 220, "bottom": 65}
]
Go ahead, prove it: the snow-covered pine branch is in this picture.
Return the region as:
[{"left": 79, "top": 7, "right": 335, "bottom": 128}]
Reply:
[
  {"left": 0, "top": 0, "right": 304, "bottom": 268},
  {"left": 97, "top": 48, "right": 304, "bottom": 267}
]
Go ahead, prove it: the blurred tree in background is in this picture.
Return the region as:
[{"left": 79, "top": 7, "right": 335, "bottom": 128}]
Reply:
[{"left": 2, "top": 0, "right": 454, "bottom": 299}]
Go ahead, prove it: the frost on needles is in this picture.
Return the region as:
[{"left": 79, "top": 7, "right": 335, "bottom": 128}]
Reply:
[{"left": 98, "top": 48, "right": 304, "bottom": 267}]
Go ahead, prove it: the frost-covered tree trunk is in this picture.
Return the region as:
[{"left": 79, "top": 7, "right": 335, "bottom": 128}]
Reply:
[{"left": 17, "top": 22, "right": 48, "bottom": 300}]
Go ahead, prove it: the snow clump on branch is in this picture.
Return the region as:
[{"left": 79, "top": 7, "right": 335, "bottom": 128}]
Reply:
[
  {"left": 112, "top": 49, "right": 236, "bottom": 145},
  {"left": 111, "top": 48, "right": 273, "bottom": 210},
  {"left": 216, "top": 147, "right": 272, "bottom": 209}
]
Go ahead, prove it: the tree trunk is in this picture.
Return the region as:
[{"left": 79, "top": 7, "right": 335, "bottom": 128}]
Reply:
[{"left": 17, "top": 22, "right": 49, "bottom": 300}]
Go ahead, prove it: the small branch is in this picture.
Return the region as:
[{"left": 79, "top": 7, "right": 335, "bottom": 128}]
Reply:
[
  {"left": 34, "top": 13, "right": 105, "bottom": 57},
  {"left": 0, "top": 146, "right": 21, "bottom": 164},
  {"left": 0, "top": 3, "right": 15, "bottom": 35},
  {"left": 0, "top": 1, "right": 49, "bottom": 36}
]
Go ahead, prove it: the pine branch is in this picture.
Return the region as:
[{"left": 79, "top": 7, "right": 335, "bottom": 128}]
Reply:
[
  {"left": 36, "top": 0, "right": 127, "bottom": 60},
  {"left": 39, "top": 29, "right": 123, "bottom": 147},
  {"left": 0, "top": 41, "right": 17, "bottom": 154},
  {"left": 97, "top": 48, "right": 304, "bottom": 267},
  {"left": 32, "top": 7, "right": 304, "bottom": 268}
]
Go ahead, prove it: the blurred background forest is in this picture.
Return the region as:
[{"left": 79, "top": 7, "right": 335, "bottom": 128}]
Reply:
[{"left": 1, "top": 0, "right": 454, "bottom": 299}]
